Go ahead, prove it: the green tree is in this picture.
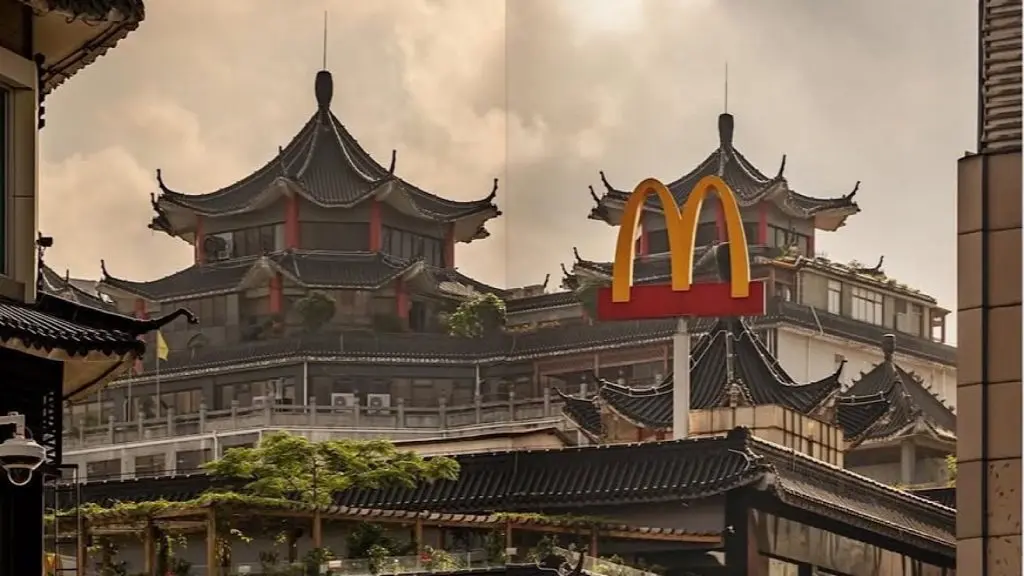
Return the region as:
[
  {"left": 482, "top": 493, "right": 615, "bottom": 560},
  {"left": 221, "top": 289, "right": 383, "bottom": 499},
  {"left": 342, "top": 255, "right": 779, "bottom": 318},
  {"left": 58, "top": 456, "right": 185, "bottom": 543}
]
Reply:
[
  {"left": 447, "top": 293, "right": 506, "bottom": 338},
  {"left": 203, "top": 432, "right": 459, "bottom": 506},
  {"left": 947, "top": 454, "right": 957, "bottom": 486},
  {"left": 293, "top": 291, "right": 337, "bottom": 333}
]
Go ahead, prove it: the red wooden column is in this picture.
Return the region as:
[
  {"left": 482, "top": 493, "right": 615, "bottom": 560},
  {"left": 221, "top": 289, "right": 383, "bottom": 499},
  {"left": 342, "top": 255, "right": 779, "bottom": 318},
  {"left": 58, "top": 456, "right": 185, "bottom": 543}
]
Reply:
[
  {"left": 194, "top": 216, "right": 206, "bottom": 264},
  {"left": 394, "top": 279, "right": 409, "bottom": 325},
  {"left": 285, "top": 194, "right": 300, "bottom": 249},
  {"left": 443, "top": 224, "right": 456, "bottom": 268},
  {"left": 369, "top": 200, "right": 382, "bottom": 251},
  {"left": 715, "top": 199, "right": 727, "bottom": 241}
]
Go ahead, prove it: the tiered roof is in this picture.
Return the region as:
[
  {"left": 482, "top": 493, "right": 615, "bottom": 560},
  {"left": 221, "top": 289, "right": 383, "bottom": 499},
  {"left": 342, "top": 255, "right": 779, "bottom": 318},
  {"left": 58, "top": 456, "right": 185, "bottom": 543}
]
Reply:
[
  {"left": 67, "top": 428, "right": 956, "bottom": 562},
  {"left": 149, "top": 70, "right": 500, "bottom": 244},
  {"left": 558, "top": 319, "right": 844, "bottom": 437},
  {"left": 836, "top": 335, "right": 957, "bottom": 447},
  {"left": 588, "top": 113, "right": 860, "bottom": 231},
  {"left": 98, "top": 251, "right": 500, "bottom": 302}
]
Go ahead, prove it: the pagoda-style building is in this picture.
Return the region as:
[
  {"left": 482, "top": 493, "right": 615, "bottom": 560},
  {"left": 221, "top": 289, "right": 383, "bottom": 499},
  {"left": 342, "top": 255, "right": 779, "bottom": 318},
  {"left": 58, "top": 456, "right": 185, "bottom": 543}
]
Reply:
[
  {"left": 101, "top": 69, "right": 501, "bottom": 345},
  {"left": 58, "top": 72, "right": 957, "bottom": 485},
  {"left": 560, "top": 329, "right": 956, "bottom": 487}
]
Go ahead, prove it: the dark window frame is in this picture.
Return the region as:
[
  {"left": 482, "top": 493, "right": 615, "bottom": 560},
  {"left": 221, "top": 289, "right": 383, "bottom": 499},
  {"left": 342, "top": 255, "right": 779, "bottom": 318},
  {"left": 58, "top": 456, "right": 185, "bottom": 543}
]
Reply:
[{"left": 382, "top": 226, "right": 444, "bottom": 267}]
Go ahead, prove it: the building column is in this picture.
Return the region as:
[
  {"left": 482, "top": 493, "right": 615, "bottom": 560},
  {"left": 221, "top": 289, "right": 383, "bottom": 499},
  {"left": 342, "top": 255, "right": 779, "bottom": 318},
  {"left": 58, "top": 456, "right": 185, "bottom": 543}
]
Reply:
[
  {"left": 956, "top": 149, "right": 1021, "bottom": 574},
  {"left": 369, "top": 199, "right": 382, "bottom": 251},
  {"left": 443, "top": 224, "right": 455, "bottom": 268},
  {"left": 637, "top": 224, "right": 649, "bottom": 257},
  {"left": 394, "top": 279, "right": 408, "bottom": 325},
  {"left": 757, "top": 203, "right": 768, "bottom": 245},
  {"left": 900, "top": 439, "right": 917, "bottom": 485},
  {"left": 194, "top": 215, "right": 206, "bottom": 264}
]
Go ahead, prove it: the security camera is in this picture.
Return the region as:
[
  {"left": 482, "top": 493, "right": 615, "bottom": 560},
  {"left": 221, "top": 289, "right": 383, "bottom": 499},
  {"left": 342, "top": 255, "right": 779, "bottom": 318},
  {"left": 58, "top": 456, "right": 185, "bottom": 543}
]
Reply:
[{"left": 0, "top": 412, "right": 46, "bottom": 487}]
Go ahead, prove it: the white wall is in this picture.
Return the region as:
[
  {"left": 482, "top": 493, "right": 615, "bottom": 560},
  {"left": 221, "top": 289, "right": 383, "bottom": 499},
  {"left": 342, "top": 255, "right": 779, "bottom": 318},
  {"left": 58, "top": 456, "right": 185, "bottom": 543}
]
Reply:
[{"left": 775, "top": 327, "right": 958, "bottom": 409}]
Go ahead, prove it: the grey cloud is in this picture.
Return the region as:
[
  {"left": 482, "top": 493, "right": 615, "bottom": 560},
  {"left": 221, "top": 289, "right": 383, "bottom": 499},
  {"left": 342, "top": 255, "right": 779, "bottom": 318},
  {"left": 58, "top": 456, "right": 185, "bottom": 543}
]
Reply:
[{"left": 39, "top": 0, "right": 973, "bottom": 334}]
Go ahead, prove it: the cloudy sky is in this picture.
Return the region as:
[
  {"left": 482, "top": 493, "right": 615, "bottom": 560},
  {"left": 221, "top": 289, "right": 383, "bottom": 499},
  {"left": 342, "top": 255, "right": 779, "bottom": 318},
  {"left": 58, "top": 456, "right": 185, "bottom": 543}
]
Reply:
[{"left": 40, "top": 0, "right": 975, "bottom": 330}]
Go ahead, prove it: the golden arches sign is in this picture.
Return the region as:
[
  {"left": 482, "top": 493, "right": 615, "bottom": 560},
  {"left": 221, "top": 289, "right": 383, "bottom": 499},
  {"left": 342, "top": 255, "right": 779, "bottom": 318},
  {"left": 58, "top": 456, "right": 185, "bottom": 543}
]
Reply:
[{"left": 609, "top": 175, "right": 753, "bottom": 304}]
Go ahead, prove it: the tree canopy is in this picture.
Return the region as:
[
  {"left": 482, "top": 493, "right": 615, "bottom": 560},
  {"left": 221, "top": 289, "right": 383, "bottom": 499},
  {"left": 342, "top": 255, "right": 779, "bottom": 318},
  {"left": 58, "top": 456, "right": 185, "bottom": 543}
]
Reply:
[
  {"left": 446, "top": 293, "right": 507, "bottom": 338},
  {"left": 203, "top": 432, "right": 460, "bottom": 506}
]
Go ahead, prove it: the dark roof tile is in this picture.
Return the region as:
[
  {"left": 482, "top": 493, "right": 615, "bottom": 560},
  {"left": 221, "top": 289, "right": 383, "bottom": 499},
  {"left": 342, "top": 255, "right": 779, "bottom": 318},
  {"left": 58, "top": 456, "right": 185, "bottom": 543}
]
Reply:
[
  {"left": 561, "top": 319, "right": 842, "bottom": 431},
  {"left": 591, "top": 114, "right": 859, "bottom": 230},
  {"left": 151, "top": 72, "right": 498, "bottom": 228}
]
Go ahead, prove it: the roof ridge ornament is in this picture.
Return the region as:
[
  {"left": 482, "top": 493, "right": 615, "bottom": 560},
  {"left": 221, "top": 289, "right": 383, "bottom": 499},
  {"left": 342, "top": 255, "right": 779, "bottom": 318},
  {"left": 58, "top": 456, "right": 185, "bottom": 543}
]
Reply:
[
  {"left": 845, "top": 181, "right": 860, "bottom": 200},
  {"left": 388, "top": 149, "right": 397, "bottom": 174},
  {"left": 487, "top": 178, "right": 499, "bottom": 201},
  {"left": 775, "top": 154, "right": 787, "bottom": 179},
  {"left": 881, "top": 333, "right": 896, "bottom": 362},
  {"left": 718, "top": 113, "right": 735, "bottom": 150},
  {"left": 314, "top": 70, "right": 334, "bottom": 110}
]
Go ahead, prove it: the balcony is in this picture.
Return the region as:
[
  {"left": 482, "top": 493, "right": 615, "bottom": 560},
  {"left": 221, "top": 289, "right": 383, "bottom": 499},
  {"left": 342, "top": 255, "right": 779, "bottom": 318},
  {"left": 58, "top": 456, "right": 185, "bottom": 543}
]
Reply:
[{"left": 63, "top": 390, "right": 570, "bottom": 453}]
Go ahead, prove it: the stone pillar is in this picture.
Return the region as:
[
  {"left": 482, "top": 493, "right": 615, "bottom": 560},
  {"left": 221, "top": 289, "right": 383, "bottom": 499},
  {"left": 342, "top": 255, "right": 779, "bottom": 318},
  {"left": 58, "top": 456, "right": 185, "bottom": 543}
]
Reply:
[{"left": 956, "top": 149, "right": 1021, "bottom": 574}]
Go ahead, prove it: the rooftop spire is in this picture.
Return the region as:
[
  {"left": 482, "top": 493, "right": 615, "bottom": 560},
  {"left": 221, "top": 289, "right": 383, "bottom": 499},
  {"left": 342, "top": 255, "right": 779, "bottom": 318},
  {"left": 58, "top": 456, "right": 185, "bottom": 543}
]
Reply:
[
  {"left": 322, "top": 11, "right": 328, "bottom": 70},
  {"left": 723, "top": 61, "right": 729, "bottom": 114},
  {"left": 315, "top": 12, "right": 333, "bottom": 109},
  {"left": 718, "top": 62, "right": 734, "bottom": 149}
]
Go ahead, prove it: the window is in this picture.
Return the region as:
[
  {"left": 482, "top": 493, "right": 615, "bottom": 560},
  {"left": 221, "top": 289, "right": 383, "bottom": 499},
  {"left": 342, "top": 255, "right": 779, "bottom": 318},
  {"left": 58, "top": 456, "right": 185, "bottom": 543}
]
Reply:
[
  {"left": 850, "top": 286, "right": 883, "bottom": 325},
  {"left": 827, "top": 280, "right": 842, "bottom": 315},
  {"left": 896, "top": 300, "right": 923, "bottom": 336},
  {"left": 382, "top": 226, "right": 444, "bottom": 267},
  {"left": 134, "top": 454, "right": 165, "bottom": 478},
  {"left": 302, "top": 222, "right": 370, "bottom": 251},
  {"left": 231, "top": 224, "right": 285, "bottom": 257},
  {"left": 175, "top": 449, "right": 211, "bottom": 473},
  {"left": 86, "top": 459, "right": 122, "bottom": 480},
  {"left": 769, "top": 225, "right": 810, "bottom": 255},
  {"left": 159, "top": 389, "right": 203, "bottom": 415}
]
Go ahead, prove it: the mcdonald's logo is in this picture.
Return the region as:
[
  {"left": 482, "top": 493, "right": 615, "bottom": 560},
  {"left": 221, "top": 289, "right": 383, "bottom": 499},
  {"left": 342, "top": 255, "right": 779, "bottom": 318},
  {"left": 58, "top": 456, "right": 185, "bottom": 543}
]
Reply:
[{"left": 596, "top": 175, "right": 767, "bottom": 320}]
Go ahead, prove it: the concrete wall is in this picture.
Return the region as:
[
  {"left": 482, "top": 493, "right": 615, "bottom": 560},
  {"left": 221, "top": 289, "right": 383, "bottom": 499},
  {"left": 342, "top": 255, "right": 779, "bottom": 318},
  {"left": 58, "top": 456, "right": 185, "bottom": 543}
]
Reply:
[{"left": 774, "top": 327, "right": 958, "bottom": 409}]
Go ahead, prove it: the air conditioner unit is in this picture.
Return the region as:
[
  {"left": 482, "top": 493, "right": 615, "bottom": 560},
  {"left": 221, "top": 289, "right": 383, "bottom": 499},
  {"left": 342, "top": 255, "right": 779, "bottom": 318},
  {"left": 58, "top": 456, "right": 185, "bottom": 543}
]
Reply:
[
  {"left": 331, "top": 393, "right": 356, "bottom": 409},
  {"left": 251, "top": 396, "right": 269, "bottom": 408},
  {"left": 366, "top": 393, "right": 392, "bottom": 414}
]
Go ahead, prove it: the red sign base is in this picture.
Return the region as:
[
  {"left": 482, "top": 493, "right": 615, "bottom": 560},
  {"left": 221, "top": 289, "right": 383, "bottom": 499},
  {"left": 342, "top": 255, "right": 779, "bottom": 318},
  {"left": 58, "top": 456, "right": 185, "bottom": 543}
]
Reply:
[{"left": 596, "top": 280, "right": 767, "bottom": 321}]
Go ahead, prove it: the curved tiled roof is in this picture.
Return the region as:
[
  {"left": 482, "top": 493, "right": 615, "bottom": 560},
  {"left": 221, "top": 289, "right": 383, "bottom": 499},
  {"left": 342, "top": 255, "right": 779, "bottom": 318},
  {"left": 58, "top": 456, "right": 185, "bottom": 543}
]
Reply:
[
  {"left": 560, "top": 319, "right": 843, "bottom": 432},
  {"left": 150, "top": 71, "right": 498, "bottom": 235},
  {"left": 836, "top": 335, "right": 957, "bottom": 445},
  {"left": 589, "top": 114, "right": 860, "bottom": 231},
  {"left": 64, "top": 428, "right": 955, "bottom": 562}
]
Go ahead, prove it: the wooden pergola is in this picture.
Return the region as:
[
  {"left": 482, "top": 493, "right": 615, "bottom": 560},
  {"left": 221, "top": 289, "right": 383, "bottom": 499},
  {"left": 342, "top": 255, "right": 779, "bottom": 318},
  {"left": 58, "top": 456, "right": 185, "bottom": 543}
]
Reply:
[{"left": 50, "top": 495, "right": 721, "bottom": 576}]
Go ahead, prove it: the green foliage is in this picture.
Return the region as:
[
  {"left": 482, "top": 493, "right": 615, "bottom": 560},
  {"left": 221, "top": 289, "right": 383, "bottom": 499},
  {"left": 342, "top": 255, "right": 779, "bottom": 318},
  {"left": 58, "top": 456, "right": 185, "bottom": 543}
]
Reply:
[
  {"left": 346, "top": 522, "right": 415, "bottom": 560},
  {"left": 422, "top": 546, "right": 461, "bottom": 571},
  {"left": 574, "top": 280, "right": 604, "bottom": 320},
  {"left": 947, "top": 454, "right": 957, "bottom": 486},
  {"left": 202, "top": 431, "right": 460, "bottom": 506},
  {"left": 483, "top": 529, "right": 507, "bottom": 564},
  {"left": 294, "top": 291, "right": 337, "bottom": 332},
  {"left": 493, "top": 511, "right": 608, "bottom": 528},
  {"left": 447, "top": 293, "right": 506, "bottom": 337}
]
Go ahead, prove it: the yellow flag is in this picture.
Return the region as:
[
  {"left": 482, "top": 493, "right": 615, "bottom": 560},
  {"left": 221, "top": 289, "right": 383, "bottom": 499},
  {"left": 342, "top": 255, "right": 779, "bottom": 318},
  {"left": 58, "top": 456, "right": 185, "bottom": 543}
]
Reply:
[{"left": 156, "top": 330, "right": 169, "bottom": 361}]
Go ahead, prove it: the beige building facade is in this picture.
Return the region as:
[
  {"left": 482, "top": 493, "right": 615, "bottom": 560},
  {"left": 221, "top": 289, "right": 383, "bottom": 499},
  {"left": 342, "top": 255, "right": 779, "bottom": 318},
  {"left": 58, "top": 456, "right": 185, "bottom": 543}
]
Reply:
[{"left": 956, "top": 0, "right": 1023, "bottom": 573}]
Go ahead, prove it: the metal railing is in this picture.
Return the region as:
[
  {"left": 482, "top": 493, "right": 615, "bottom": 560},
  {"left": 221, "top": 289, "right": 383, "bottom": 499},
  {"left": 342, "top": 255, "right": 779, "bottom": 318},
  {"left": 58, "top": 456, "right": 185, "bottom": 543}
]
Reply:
[{"left": 63, "top": 390, "right": 570, "bottom": 451}]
